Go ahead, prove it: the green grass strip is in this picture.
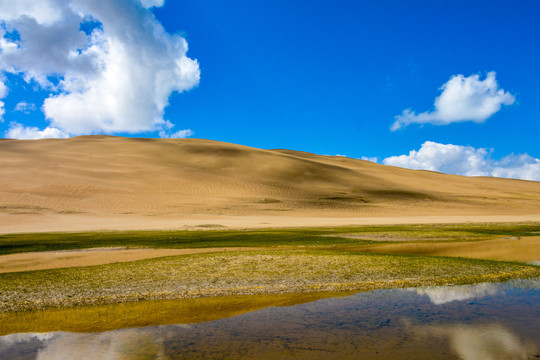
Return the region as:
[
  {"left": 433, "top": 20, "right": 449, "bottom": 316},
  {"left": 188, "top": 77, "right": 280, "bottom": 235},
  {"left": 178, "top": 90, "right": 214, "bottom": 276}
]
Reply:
[{"left": 1, "top": 250, "right": 538, "bottom": 312}]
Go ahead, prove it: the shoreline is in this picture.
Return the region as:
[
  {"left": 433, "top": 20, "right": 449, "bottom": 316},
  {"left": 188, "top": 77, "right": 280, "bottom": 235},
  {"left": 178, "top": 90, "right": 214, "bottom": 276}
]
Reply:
[{"left": 2, "top": 268, "right": 539, "bottom": 313}]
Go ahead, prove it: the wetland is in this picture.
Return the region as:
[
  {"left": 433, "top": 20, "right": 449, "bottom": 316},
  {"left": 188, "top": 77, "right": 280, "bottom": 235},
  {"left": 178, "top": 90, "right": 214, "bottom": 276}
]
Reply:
[{"left": 1, "top": 222, "right": 539, "bottom": 358}]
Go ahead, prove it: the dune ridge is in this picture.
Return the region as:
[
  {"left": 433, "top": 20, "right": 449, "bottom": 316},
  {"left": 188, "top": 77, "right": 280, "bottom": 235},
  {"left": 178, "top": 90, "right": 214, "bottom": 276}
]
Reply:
[{"left": 1, "top": 136, "right": 539, "bottom": 233}]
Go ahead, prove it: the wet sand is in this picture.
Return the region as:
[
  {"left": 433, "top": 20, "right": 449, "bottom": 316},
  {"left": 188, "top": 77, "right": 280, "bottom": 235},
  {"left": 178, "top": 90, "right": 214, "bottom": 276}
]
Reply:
[
  {"left": 352, "top": 236, "right": 540, "bottom": 263},
  {"left": 3, "top": 235, "right": 540, "bottom": 274},
  {"left": 0, "top": 247, "right": 261, "bottom": 273}
]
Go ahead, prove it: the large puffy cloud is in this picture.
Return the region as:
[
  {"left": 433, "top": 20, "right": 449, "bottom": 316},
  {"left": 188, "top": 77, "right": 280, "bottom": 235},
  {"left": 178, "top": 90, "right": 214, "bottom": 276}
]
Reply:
[
  {"left": 383, "top": 141, "right": 540, "bottom": 181},
  {"left": 0, "top": 0, "right": 199, "bottom": 138},
  {"left": 391, "top": 72, "right": 515, "bottom": 131}
]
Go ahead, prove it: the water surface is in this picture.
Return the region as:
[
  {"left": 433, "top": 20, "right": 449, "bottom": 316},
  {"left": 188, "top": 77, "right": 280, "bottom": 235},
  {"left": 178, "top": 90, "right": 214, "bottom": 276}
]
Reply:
[{"left": 1, "top": 278, "right": 539, "bottom": 359}]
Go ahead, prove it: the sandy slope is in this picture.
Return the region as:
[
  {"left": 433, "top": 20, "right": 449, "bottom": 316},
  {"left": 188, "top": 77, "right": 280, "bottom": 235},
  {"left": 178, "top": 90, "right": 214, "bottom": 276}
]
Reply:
[{"left": 1, "top": 136, "right": 539, "bottom": 233}]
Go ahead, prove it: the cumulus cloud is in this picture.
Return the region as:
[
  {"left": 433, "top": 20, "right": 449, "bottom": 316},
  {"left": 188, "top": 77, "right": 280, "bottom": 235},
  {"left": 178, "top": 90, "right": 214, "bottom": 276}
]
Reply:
[
  {"left": 5, "top": 122, "right": 69, "bottom": 139},
  {"left": 0, "top": 0, "right": 199, "bottom": 137},
  {"left": 0, "top": 1, "right": 64, "bottom": 26},
  {"left": 391, "top": 72, "right": 515, "bottom": 131},
  {"left": 383, "top": 141, "right": 540, "bottom": 181}
]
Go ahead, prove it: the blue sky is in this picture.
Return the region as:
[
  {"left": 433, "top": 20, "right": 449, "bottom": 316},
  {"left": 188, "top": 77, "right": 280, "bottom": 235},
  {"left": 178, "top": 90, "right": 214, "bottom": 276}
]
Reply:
[{"left": 1, "top": 0, "right": 539, "bottom": 180}]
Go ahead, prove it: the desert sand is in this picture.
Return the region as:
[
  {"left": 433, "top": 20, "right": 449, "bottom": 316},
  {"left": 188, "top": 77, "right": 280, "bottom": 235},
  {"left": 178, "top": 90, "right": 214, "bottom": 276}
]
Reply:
[{"left": 1, "top": 136, "right": 539, "bottom": 234}]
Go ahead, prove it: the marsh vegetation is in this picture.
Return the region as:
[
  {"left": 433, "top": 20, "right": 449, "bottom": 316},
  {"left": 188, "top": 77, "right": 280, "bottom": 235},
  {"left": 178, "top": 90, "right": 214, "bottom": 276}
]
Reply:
[{"left": 0, "top": 223, "right": 539, "bottom": 313}]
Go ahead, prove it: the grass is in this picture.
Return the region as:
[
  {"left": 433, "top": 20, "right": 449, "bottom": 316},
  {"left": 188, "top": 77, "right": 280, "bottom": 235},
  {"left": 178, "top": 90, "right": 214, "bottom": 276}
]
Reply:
[
  {"left": 0, "top": 229, "right": 363, "bottom": 255},
  {"left": 1, "top": 222, "right": 539, "bottom": 255},
  {"left": 1, "top": 249, "right": 538, "bottom": 312},
  {"left": 0, "top": 223, "right": 539, "bottom": 313}
]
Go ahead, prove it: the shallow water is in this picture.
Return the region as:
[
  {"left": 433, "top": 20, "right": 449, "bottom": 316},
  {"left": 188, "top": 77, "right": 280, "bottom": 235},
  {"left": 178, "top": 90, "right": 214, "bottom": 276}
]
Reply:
[{"left": 1, "top": 278, "right": 539, "bottom": 359}]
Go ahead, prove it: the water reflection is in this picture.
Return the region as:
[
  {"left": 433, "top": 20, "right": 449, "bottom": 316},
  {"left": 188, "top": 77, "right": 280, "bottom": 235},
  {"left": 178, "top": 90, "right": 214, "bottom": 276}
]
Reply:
[
  {"left": 411, "top": 323, "right": 536, "bottom": 360},
  {"left": 411, "top": 282, "right": 499, "bottom": 304},
  {"left": 1, "top": 278, "right": 539, "bottom": 359}
]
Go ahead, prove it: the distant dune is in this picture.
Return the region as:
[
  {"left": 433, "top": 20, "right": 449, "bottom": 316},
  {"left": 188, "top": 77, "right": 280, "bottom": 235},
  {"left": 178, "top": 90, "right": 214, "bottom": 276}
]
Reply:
[{"left": 1, "top": 136, "right": 539, "bottom": 233}]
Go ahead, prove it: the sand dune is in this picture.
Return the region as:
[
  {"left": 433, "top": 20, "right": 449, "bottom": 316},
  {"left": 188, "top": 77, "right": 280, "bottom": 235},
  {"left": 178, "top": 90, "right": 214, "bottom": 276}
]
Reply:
[{"left": 1, "top": 136, "right": 539, "bottom": 233}]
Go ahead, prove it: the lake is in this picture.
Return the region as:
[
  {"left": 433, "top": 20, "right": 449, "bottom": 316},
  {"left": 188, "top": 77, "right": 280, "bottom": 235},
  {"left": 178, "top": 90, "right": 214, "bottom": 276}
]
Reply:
[{"left": 1, "top": 278, "right": 539, "bottom": 359}]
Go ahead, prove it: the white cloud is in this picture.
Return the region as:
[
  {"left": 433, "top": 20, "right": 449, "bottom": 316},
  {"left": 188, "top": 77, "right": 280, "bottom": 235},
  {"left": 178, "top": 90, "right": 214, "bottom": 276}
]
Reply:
[
  {"left": 0, "top": 0, "right": 199, "bottom": 136},
  {"left": 139, "top": 0, "right": 165, "bottom": 8},
  {"left": 360, "top": 156, "right": 378, "bottom": 163},
  {"left": 159, "top": 128, "right": 194, "bottom": 138},
  {"left": 14, "top": 101, "right": 36, "bottom": 113},
  {"left": 0, "top": 79, "right": 6, "bottom": 121},
  {"left": 0, "top": 80, "right": 7, "bottom": 98},
  {"left": 383, "top": 141, "right": 540, "bottom": 181},
  {"left": 323, "top": 155, "right": 379, "bottom": 163},
  {"left": 0, "top": 0, "right": 64, "bottom": 26},
  {"left": 5, "top": 122, "right": 69, "bottom": 139},
  {"left": 391, "top": 72, "right": 515, "bottom": 131}
]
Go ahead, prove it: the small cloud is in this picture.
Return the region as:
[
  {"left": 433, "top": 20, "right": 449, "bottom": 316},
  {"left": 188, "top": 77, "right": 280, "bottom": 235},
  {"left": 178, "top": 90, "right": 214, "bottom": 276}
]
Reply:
[
  {"left": 0, "top": 80, "right": 7, "bottom": 99},
  {"left": 391, "top": 72, "right": 515, "bottom": 131},
  {"left": 360, "top": 156, "right": 378, "bottom": 163},
  {"left": 14, "top": 101, "right": 37, "bottom": 114},
  {"left": 324, "top": 154, "right": 378, "bottom": 163},
  {"left": 0, "top": 80, "right": 7, "bottom": 121},
  {"left": 159, "top": 129, "right": 194, "bottom": 139},
  {"left": 5, "top": 122, "right": 69, "bottom": 139},
  {"left": 383, "top": 141, "right": 540, "bottom": 181}
]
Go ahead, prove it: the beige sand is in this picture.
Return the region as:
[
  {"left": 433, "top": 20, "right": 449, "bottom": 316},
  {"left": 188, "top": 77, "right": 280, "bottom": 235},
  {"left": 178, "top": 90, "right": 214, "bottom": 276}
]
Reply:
[
  {"left": 354, "top": 236, "right": 540, "bottom": 263},
  {"left": 0, "top": 247, "right": 260, "bottom": 273},
  {"left": 2, "top": 214, "right": 540, "bottom": 235},
  {"left": 1, "top": 136, "right": 539, "bottom": 234}
]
